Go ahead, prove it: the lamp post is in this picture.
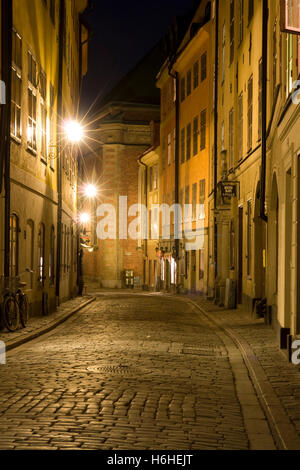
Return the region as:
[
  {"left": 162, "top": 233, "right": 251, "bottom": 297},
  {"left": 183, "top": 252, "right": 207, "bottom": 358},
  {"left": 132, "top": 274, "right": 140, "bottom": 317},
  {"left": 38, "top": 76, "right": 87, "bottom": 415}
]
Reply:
[{"left": 77, "top": 183, "right": 99, "bottom": 295}]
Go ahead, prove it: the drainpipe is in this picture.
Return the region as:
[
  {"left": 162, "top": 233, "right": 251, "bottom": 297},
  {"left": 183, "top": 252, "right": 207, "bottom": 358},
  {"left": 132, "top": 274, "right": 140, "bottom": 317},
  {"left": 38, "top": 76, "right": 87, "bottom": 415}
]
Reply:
[
  {"left": 260, "top": 0, "right": 268, "bottom": 222},
  {"left": 214, "top": 0, "right": 219, "bottom": 278},
  {"left": 1, "top": 0, "right": 13, "bottom": 280},
  {"left": 56, "top": 0, "right": 65, "bottom": 303},
  {"left": 167, "top": 68, "right": 180, "bottom": 291},
  {"left": 138, "top": 155, "right": 148, "bottom": 259}
]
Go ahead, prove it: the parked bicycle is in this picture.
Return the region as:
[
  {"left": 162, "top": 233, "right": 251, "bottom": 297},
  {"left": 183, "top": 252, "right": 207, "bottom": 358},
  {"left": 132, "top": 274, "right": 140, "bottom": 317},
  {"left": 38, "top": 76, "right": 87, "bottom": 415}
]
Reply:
[{"left": 1, "top": 270, "right": 32, "bottom": 332}]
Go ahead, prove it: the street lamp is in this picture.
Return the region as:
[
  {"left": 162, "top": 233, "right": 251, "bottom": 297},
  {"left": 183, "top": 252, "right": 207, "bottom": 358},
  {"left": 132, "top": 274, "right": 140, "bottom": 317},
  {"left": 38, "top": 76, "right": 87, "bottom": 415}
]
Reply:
[
  {"left": 79, "top": 212, "right": 90, "bottom": 224},
  {"left": 64, "top": 120, "right": 84, "bottom": 143},
  {"left": 84, "top": 183, "right": 98, "bottom": 199}
]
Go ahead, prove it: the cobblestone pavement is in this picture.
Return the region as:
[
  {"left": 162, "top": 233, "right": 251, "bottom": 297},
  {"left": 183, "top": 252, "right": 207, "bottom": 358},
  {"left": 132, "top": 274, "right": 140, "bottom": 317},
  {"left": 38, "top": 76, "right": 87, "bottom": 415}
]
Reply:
[
  {"left": 0, "top": 293, "right": 258, "bottom": 450},
  {"left": 0, "top": 295, "right": 94, "bottom": 349},
  {"left": 188, "top": 295, "right": 300, "bottom": 445}
]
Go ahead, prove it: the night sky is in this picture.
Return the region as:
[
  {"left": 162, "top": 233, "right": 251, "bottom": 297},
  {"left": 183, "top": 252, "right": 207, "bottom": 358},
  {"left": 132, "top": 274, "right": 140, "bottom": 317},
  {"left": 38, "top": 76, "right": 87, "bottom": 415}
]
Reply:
[{"left": 81, "top": 0, "right": 197, "bottom": 113}]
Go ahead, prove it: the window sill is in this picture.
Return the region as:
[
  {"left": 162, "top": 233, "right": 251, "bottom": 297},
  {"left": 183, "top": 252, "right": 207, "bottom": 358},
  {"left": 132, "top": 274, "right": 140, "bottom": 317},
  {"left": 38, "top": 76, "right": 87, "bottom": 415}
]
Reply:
[
  {"left": 26, "top": 146, "right": 37, "bottom": 157},
  {"left": 11, "top": 134, "right": 21, "bottom": 145}
]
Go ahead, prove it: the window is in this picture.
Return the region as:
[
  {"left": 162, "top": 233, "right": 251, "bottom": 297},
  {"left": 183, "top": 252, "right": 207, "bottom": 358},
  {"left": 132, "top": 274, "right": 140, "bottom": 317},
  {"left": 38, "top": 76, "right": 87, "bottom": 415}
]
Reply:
[
  {"left": 258, "top": 59, "right": 262, "bottom": 140},
  {"left": 239, "top": 0, "right": 244, "bottom": 44},
  {"left": 248, "top": 0, "right": 254, "bottom": 24},
  {"left": 185, "top": 185, "right": 190, "bottom": 205},
  {"left": 28, "top": 51, "right": 37, "bottom": 87},
  {"left": 27, "top": 51, "right": 37, "bottom": 151},
  {"left": 192, "top": 183, "right": 197, "bottom": 220},
  {"left": 10, "top": 214, "right": 19, "bottom": 277},
  {"left": 40, "top": 68, "right": 47, "bottom": 101},
  {"left": 248, "top": 75, "right": 253, "bottom": 151},
  {"left": 181, "top": 77, "right": 185, "bottom": 102},
  {"left": 247, "top": 200, "right": 252, "bottom": 276},
  {"left": 12, "top": 29, "right": 22, "bottom": 69},
  {"left": 167, "top": 133, "right": 171, "bottom": 165},
  {"left": 41, "top": 103, "right": 47, "bottom": 162},
  {"left": 238, "top": 92, "right": 243, "bottom": 159},
  {"left": 181, "top": 128, "right": 185, "bottom": 164},
  {"left": 27, "top": 88, "right": 37, "bottom": 150},
  {"left": 199, "top": 179, "right": 206, "bottom": 220},
  {"left": 187, "top": 70, "right": 192, "bottom": 96},
  {"left": 200, "top": 110, "right": 206, "bottom": 150},
  {"left": 221, "top": 121, "right": 225, "bottom": 151},
  {"left": 194, "top": 61, "right": 199, "bottom": 88},
  {"left": 11, "top": 30, "right": 22, "bottom": 139},
  {"left": 193, "top": 116, "right": 198, "bottom": 156},
  {"left": 49, "top": 226, "right": 55, "bottom": 285},
  {"left": 201, "top": 52, "right": 207, "bottom": 81},
  {"left": 222, "top": 22, "right": 226, "bottom": 83},
  {"left": 50, "top": 83, "right": 55, "bottom": 170},
  {"left": 186, "top": 123, "right": 191, "bottom": 160},
  {"left": 38, "top": 223, "right": 45, "bottom": 285},
  {"left": 11, "top": 70, "right": 22, "bottom": 139},
  {"left": 286, "top": 34, "right": 293, "bottom": 96},
  {"left": 280, "top": 0, "right": 300, "bottom": 34},
  {"left": 230, "top": 0, "right": 235, "bottom": 64},
  {"left": 229, "top": 108, "right": 234, "bottom": 169},
  {"left": 50, "top": 0, "right": 55, "bottom": 24}
]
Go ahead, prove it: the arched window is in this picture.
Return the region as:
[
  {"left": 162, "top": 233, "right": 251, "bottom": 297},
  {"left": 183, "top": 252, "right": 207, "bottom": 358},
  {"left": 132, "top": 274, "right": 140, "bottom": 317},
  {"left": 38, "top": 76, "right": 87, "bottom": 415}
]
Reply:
[
  {"left": 10, "top": 214, "right": 19, "bottom": 277},
  {"left": 38, "top": 223, "right": 45, "bottom": 285}
]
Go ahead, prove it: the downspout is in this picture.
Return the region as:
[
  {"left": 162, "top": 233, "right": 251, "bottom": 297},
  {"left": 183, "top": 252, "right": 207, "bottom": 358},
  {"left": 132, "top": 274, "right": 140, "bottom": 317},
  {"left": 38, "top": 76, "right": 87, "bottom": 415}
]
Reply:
[
  {"left": 56, "top": 0, "right": 65, "bottom": 303},
  {"left": 1, "top": 0, "right": 13, "bottom": 280},
  {"left": 260, "top": 0, "right": 268, "bottom": 222},
  {"left": 168, "top": 68, "right": 180, "bottom": 290},
  {"left": 138, "top": 156, "right": 148, "bottom": 259},
  {"left": 214, "top": 0, "right": 219, "bottom": 278}
]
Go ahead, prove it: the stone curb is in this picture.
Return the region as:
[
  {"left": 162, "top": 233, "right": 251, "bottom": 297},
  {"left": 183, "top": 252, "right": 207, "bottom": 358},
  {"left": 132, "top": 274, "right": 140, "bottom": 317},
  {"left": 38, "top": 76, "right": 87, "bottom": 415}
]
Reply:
[
  {"left": 187, "top": 297, "right": 300, "bottom": 451},
  {"left": 4, "top": 296, "right": 96, "bottom": 352}
]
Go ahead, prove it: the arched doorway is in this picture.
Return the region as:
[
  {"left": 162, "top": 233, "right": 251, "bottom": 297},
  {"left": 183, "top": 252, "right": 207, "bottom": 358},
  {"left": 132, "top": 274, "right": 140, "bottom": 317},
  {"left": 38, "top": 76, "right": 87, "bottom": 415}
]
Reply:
[
  {"left": 285, "top": 169, "right": 292, "bottom": 328},
  {"left": 254, "top": 182, "right": 266, "bottom": 299},
  {"left": 268, "top": 174, "right": 279, "bottom": 309}
]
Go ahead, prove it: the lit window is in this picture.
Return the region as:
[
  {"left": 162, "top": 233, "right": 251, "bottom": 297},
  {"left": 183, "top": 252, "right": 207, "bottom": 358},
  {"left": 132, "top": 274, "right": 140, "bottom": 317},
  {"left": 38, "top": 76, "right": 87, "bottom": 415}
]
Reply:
[
  {"left": 41, "top": 103, "right": 47, "bottom": 162},
  {"left": 27, "top": 88, "right": 37, "bottom": 151}
]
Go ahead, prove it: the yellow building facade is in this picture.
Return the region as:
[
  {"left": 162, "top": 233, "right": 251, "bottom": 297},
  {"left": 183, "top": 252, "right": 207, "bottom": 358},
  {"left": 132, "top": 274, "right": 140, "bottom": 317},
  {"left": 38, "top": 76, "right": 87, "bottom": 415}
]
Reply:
[
  {"left": 0, "top": 0, "right": 89, "bottom": 317},
  {"left": 157, "top": 0, "right": 212, "bottom": 295}
]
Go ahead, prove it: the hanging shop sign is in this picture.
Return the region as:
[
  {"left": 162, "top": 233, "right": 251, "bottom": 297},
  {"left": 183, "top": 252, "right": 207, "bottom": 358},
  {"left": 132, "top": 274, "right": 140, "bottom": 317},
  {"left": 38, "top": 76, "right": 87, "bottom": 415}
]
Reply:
[{"left": 215, "top": 181, "right": 240, "bottom": 211}]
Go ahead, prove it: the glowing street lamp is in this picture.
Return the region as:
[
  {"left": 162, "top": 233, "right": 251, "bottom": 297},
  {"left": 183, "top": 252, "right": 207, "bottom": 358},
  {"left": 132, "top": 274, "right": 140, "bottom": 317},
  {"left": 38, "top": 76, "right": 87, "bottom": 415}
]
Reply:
[
  {"left": 79, "top": 212, "right": 90, "bottom": 224},
  {"left": 64, "top": 120, "right": 83, "bottom": 143},
  {"left": 84, "top": 183, "right": 98, "bottom": 199}
]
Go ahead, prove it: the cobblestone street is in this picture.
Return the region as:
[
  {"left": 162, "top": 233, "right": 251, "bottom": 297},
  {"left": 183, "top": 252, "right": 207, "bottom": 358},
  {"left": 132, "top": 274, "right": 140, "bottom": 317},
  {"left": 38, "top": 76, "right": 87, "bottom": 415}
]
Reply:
[{"left": 0, "top": 293, "right": 277, "bottom": 450}]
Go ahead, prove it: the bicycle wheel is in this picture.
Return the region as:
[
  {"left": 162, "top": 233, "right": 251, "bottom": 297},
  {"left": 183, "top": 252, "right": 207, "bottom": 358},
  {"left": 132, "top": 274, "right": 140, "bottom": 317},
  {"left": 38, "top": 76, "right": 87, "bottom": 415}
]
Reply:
[
  {"left": 17, "top": 292, "right": 29, "bottom": 328},
  {"left": 2, "top": 295, "right": 19, "bottom": 332}
]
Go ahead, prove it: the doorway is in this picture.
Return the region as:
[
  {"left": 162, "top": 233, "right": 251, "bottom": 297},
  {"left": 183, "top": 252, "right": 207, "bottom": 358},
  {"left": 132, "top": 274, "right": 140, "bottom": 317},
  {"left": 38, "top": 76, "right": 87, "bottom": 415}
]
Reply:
[
  {"left": 254, "top": 183, "right": 266, "bottom": 299},
  {"left": 285, "top": 169, "right": 292, "bottom": 328},
  {"left": 238, "top": 207, "right": 243, "bottom": 304},
  {"left": 191, "top": 250, "right": 196, "bottom": 292}
]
